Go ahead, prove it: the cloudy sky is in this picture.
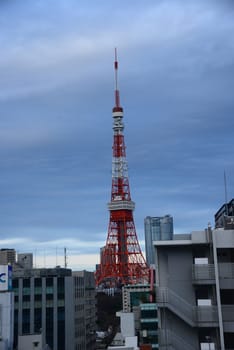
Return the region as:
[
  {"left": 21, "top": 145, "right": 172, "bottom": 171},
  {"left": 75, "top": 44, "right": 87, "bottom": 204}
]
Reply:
[{"left": 0, "top": 0, "right": 234, "bottom": 270}]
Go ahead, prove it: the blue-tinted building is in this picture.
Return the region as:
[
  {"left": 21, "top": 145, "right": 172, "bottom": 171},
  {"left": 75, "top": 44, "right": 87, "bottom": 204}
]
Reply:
[{"left": 144, "top": 215, "right": 173, "bottom": 266}]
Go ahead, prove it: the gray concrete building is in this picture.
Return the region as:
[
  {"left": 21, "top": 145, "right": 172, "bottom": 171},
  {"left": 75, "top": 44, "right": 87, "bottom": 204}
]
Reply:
[
  {"left": 215, "top": 198, "right": 234, "bottom": 229},
  {"left": 154, "top": 224, "right": 234, "bottom": 350},
  {"left": 12, "top": 266, "right": 96, "bottom": 350},
  {"left": 0, "top": 249, "right": 16, "bottom": 266},
  {"left": 144, "top": 215, "right": 173, "bottom": 266}
]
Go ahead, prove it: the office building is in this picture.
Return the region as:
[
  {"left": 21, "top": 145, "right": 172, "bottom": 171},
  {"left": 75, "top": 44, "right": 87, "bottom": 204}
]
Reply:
[
  {"left": 122, "top": 285, "right": 158, "bottom": 349},
  {"left": 154, "top": 223, "right": 234, "bottom": 350},
  {"left": 144, "top": 215, "right": 173, "bottom": 265},
  {"left": 12, "top": 266, "right": 96, "bottom": 350},
  {"left": 0, "top": 249, "right": 16, "bottom": 266}
]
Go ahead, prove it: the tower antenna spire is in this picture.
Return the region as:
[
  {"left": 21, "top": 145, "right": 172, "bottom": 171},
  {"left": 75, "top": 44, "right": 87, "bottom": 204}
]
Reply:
[{"left": 113, "top": 48, "right": 122, "bottom": 111}]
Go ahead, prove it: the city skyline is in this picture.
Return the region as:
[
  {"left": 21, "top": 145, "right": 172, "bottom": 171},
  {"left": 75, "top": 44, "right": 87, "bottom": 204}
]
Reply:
[{"left": 1, "top": 0, "right": 234, "bottom": 270}]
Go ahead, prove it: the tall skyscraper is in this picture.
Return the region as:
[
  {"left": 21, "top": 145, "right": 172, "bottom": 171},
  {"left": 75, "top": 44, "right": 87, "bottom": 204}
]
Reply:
[{"left": 144, "top": 215, "right": 173, "bottom": 265}]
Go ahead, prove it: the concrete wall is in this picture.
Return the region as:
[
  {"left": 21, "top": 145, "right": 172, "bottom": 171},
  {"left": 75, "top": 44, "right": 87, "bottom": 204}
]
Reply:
[
  {"left": 117, "top": 312, "right": 135, "bottom": 337},
  {"left": 18, "top": 334, "right": 43, "bottom": 350},
  {"left": 0, "top": 292, "right": 14, "bottom": 350},
  {"left": 162, "top": 309, "right": 199, "bottom": 348},
  {"left": 214, "top": 229, "right": 234, "bottom": 248},
  {"left": 0, "top": 340, "right": 8, "bottom": 350},
  {"left": 157, "top": 245, "right": 195, "bottom": 304}
]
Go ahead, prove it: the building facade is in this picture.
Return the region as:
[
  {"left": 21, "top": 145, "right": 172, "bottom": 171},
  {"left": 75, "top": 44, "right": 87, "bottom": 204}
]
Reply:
[
  {"left": 0, "top": 249, "right": 16, "bottom": 266},
  {"left": 122, "top": 285, "right": 158, "bottom": 349},
  {"left": 215, "top": 198, "right": 234, "bottom": 229},
  {"left": 12, "top": 267, "right": 96, "bottom": 350},
  {"left": 154, "top": 225, "right": 234, "bottom": 350},
  {"left": 144, "top": 215, "right": 173, "bottom": 266}
]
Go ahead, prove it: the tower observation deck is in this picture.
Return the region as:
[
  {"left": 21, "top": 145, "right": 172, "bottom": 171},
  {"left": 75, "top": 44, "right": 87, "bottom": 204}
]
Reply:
[{"left": 96, "top": 50, "right": 149, "bottom": 287}]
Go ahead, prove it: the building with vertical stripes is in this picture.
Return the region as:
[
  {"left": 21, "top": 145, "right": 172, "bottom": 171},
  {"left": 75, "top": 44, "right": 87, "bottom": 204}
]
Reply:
[{"left": 12, "top": 266, "right": 96, "bottom": 350}]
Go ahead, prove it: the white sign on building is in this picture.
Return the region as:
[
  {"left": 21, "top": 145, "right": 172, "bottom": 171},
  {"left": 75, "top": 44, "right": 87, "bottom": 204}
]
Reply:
[{"left": 0, "top": 265, "right": 12, "bottom": 292}]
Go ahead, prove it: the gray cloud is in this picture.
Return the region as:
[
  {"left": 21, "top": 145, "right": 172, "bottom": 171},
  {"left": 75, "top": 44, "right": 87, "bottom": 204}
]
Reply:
[{"left": 0, "top": 0, "right": 234, "bottom": 269}]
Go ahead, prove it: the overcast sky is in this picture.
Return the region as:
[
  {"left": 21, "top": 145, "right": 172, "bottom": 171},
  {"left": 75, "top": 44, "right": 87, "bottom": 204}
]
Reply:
[{"left": 0, "top": 0, "right": 234, "bottom": 270}]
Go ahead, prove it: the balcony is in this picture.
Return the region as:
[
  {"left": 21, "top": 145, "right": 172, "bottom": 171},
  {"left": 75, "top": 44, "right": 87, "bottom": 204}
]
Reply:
[
  {"left": 195, "top": 306, "right": 219, "bottom": 327},
  {"left": 192, "top": 264, "right": 215, "bottom": 284}
]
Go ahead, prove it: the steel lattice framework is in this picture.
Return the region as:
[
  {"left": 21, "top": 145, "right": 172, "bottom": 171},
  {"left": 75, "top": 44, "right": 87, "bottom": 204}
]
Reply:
[{"left": 96, "top": 50, "right": 149, "bottom": 287}]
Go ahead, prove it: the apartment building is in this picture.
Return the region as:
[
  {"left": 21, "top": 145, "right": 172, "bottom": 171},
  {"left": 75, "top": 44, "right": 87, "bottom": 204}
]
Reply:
[{"left": 154, "top": 221, "right": 234, "bottom": 349}]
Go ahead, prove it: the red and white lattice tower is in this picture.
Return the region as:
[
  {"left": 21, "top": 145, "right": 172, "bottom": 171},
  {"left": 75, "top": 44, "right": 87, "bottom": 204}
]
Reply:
[{"left": 96, "top": 50, "right": 149, "bottom": 287}]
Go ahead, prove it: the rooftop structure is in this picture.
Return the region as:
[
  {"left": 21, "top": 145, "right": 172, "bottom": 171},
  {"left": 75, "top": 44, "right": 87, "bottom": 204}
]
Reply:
[
  {"left": 0, "top": 249, "right": 16, "bottom": 266},
  {"left": 215, "top": 198, "right": 234, "bottom": 229}
]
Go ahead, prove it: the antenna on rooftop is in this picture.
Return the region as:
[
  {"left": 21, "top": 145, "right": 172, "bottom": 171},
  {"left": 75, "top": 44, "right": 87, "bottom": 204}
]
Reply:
[
  {"left": 64, "top": 247, "right": 67, "bottom": 268},
  {"left": 224, "top": 170, "right": 228, "bottom": 215}
]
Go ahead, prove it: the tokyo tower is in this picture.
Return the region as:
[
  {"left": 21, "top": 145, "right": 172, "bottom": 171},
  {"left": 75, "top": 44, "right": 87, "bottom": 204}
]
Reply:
[{"left": 96, "top": 50, "right": 149, "bottom": 287}]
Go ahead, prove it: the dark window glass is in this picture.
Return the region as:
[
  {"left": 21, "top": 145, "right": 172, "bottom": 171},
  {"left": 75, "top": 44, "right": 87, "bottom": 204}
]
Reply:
[
  {"left": 46, "top": 293, "right": 53, "bottom": 300},
  {"left": 46, "top": 308, "right": 54, "bottom": 349},
  {"left": 12, "top": 279, "right": 18, "bottom": 288},
  {"left": 13, "top": 310, "right": 18, "bottom": 349},
  {"left": 22, "top": 309, "right": 30, "bottom": 334},
  {"left": 34, "top": 278, "right": 42, "bottom": 287},
  {"left": 141, "top": 309, "right": 157, "bottom": 318},
  {"left": 34, "top": 308, "right": 42, "bottom": 333},
  {"left": 58, "top": 307, "right": 65, "bottom": 350},
  {"left": 224, "top": 332, "right": 234, "bottom": 348},
  {"left": 57, "top": 277, "right": 65, "bottom": 299},
  {"left": 221, "top": 289, "right": 234, "bottom": 304},
  {"left": 23, "top": 295, "right": 30, "bottom": 302},
  {"left": 34, "top": 294, "right": 42, "bottom": 301},
  {"left": 46, "top": 277, "right": 53, "bottom": 286},
  {"left": 23, "top": 279, "right": 30, "bottom": 288}
]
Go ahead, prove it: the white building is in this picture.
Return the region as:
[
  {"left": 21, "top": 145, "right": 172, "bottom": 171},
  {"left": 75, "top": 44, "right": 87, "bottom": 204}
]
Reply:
[
  {"left": 0, "top": 265, "right": 14, "bottom": 350},
  {"left": 108, "top": 311, "right": 138, "bottom": 350}
]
